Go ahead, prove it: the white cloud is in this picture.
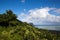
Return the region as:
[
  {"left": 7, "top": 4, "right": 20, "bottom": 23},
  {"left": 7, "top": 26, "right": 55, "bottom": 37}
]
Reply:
[
  {"left": 17, "top": 7, "right": 60, "bottom": 25},
  {"left": 23, "top": 9, "right": 26, "bottom": 11},
  {"left": 21, "top": 0, "right": 25, "bottom": 3}
]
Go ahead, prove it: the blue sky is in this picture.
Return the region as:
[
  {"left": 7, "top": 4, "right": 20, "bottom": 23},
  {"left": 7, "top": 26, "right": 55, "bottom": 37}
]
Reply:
[
  {"left": 0, "top": 0, "right": 60, "bottom": 14},
  {"left": 0, "top": 0, "right": 60, "bottom": 25}
]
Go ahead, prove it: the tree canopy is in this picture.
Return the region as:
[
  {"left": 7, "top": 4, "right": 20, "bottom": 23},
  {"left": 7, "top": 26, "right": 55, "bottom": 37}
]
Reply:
[{"left": 0, "top": 10, "right": 17, "bottom": 26}]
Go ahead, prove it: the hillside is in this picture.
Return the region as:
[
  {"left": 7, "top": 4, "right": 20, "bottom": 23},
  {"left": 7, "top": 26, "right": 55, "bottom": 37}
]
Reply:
[{"left": 0, "top": 10, "right": 60, "bottom": 40}]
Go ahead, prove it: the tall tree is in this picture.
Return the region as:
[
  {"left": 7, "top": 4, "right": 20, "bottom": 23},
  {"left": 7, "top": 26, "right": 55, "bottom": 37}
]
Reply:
[{"left": 0, "top": 10, "right": 17, "bottom": 26}]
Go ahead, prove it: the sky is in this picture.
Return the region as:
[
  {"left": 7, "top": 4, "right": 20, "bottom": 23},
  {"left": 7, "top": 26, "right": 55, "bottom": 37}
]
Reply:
[{"left": 0, "top": 0, "right": 60, "bottom": 25}]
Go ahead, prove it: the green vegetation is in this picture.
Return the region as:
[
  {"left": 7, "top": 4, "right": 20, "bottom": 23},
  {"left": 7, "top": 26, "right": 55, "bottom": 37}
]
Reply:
[{"left": 0, "top": 10, "right": 60, "bottom": 40}]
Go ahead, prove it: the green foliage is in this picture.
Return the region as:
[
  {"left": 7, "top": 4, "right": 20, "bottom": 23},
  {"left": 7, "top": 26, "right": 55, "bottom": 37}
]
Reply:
[
  {"left": 0, "top": 10, "right": 60, "bottom": 40},
  {"left": 0, "top": 10, "right": 17, "bottom": 26}
]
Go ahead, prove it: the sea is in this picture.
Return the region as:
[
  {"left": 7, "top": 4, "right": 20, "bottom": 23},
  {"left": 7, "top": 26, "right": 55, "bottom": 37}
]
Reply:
[{"left": 35, "top": 25, "right": 60, "bottom": 31}]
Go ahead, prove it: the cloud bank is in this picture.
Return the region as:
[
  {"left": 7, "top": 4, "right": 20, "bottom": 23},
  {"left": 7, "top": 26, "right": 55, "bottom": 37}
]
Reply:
[{"left": 17, "top": 7, "right": 60, "bottom": 25}]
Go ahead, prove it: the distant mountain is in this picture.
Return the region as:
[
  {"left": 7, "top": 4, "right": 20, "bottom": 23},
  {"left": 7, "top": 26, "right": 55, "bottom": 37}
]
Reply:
[{"left": 28, "top": 23, "right": 59, "bottom": 27}]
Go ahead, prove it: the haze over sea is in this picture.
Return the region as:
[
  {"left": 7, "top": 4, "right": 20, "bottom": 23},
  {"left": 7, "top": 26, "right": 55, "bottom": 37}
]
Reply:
[{"left": 35, "top": 25, "right": 60, "bottom": 31}]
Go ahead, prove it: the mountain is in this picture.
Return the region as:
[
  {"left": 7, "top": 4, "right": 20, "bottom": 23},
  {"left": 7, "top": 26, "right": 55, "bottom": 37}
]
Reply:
[
  {"left": 0, "top": 22, "right": 60, "bottom": 40},
  {"left": 0, "top": 10, "right": 60, "bottom": 40}
]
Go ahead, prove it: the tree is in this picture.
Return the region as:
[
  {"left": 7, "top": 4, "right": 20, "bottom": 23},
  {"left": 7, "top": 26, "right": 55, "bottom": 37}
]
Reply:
[
  {"left": 0, "top": 10, "right": 17, "bottom": 27},
  {"left": 6, "top": 10, "right": 17, "bottom": 21}
]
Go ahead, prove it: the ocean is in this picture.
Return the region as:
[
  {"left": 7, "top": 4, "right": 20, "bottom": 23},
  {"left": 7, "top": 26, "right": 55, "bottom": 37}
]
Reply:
[{"left": 35, "top": 25, "right": 60, "bottom": 31}]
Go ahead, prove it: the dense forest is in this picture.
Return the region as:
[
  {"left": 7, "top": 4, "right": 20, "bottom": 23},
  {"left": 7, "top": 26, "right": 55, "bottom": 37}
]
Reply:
[{"left": 0, "top": 10, "right": 60, "bottom": 40}]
